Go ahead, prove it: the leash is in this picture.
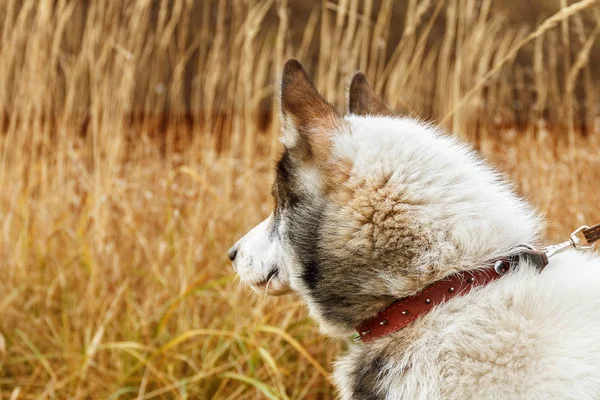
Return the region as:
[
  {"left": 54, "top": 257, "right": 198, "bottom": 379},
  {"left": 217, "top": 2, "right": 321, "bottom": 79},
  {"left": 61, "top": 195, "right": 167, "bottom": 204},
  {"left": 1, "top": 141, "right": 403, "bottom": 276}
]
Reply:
[
  {"left": 354, "top": 223, "right": 599, "bottom": 343},
  {"left": 543, "top": 224, "right": 600, "bottom": 258}
]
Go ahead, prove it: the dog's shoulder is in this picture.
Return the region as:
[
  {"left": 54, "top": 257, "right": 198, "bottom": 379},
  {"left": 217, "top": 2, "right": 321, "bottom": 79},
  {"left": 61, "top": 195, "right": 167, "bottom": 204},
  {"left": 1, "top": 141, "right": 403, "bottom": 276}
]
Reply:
[{"left": 333, "top": 251, "right": 600, "bottom": 399}]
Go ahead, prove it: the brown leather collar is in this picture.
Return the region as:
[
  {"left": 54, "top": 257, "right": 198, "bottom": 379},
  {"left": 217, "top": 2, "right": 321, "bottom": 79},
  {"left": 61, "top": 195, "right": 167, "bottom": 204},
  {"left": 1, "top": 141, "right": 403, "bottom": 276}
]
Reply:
[{"left": 355, "top": 249, "right": 548, "bottom": 343}]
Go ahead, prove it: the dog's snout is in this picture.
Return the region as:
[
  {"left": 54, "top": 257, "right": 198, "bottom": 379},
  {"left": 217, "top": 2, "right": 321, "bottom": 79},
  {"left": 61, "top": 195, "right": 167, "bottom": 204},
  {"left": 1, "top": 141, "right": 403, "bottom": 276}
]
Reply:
[{"left": 228, "top": 245, "right": 238, "bottom": 262}]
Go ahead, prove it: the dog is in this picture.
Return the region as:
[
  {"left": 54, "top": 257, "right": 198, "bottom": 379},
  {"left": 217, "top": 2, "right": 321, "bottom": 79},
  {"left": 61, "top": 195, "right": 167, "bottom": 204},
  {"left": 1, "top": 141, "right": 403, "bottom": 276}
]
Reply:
[{"left": 228, "top": 59, "right": 600, "bottom": 399}]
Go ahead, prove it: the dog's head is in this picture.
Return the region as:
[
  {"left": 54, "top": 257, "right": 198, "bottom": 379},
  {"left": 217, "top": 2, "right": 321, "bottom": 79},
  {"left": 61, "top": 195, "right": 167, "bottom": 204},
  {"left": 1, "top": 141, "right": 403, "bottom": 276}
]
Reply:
[{"left": 229, "top": 60, "right": 541, "bottom": 336}]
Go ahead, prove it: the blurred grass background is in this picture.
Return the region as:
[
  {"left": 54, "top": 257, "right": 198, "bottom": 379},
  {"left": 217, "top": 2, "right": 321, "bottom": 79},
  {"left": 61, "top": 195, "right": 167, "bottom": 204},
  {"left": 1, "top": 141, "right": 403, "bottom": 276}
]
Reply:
[{"left": 1, "top": 0, "right": 600, "bottom": 398}]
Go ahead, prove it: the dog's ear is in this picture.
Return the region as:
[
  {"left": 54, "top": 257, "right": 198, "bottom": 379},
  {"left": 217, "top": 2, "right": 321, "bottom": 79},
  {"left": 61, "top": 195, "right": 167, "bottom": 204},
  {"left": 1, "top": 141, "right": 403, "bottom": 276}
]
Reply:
[
  {"left": 281, "top": 59, "right": 342, "bottom": 165},
  {"left": 347, "top": 72, "right": 395, "bottom": 117}
]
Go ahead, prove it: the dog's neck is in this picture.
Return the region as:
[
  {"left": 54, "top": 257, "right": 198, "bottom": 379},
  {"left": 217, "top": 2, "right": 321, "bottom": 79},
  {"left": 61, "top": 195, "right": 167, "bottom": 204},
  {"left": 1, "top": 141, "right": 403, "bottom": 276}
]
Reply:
[
  {"left": 355, "top": 248, "right": 549, "bottom": 343},
  {"left": 311, "top": 229, "right": 542, "bottom": 339}
]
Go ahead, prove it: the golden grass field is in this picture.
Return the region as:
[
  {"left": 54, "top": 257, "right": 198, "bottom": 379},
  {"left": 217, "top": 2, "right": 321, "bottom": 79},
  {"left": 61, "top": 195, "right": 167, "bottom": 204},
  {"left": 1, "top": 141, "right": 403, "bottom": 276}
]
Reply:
[{"left": 1, "top": 0, "right": 600, "bottom": 399}]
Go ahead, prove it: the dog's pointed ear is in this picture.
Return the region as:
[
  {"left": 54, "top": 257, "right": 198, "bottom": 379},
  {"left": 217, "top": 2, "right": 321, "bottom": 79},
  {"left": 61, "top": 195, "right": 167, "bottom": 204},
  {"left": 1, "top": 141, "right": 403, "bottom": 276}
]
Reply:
[
  {"left": 347, "top": 72, "right": 395, "bottom": 117},
  {"left": 281, "top": 60, "right": 342, "bottom": 164}
]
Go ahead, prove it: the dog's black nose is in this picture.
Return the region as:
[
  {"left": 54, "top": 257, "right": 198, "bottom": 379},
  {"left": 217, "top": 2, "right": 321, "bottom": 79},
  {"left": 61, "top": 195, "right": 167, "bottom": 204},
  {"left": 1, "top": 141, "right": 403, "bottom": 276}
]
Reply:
[{"left": 228, "top": 245, "right": 238, "bottom": 261}]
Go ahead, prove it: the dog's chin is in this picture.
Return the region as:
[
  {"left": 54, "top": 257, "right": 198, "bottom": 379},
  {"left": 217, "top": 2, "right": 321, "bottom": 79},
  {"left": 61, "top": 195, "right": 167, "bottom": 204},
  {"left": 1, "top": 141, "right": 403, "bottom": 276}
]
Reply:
[{"left": 250, "top": 280, "right": 292, "bottom": 296}]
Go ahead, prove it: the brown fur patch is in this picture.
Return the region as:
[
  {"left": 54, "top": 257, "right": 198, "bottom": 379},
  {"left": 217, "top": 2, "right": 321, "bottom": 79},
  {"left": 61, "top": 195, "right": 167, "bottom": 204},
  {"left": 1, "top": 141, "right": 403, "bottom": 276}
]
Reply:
[
  {"left": 323, "top": 156, "right": 353, "bottom": 195},
  {"left": 281, "top": 60, "right": 341, "bottom": 166},
  {"left": 281, "top": 60, "right": 352, "bottom": 187}
]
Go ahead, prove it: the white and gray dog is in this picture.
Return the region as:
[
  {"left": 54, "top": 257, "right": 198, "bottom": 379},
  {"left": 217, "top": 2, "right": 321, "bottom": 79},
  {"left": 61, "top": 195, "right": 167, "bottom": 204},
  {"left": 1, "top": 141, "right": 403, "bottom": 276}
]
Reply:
[{"left": 229, "top": 59, "right": 600, "bottom": 399}]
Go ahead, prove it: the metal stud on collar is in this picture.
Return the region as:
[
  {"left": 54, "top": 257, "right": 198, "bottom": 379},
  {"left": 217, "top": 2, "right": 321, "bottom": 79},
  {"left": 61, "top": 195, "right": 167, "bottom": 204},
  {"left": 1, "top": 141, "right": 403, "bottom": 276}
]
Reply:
[{"left": 494, "top": 260, "right": 510, "bottom": 274}]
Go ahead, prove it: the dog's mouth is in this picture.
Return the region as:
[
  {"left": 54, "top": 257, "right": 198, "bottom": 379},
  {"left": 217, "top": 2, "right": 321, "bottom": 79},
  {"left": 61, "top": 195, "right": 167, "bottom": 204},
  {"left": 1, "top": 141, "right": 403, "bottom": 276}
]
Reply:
[
  {"left": 250, "top": 267, "right": 291, "bottom": 296},
  {"left": 254, "top": 267, "right": 279, "bottom": 287}
]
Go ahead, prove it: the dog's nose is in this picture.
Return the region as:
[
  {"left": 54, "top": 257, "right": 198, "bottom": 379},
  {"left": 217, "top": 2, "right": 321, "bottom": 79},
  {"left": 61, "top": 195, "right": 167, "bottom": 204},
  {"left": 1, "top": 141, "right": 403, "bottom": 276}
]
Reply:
[{"left": 228, "top": 245, "right": 238, "bottom": 262}]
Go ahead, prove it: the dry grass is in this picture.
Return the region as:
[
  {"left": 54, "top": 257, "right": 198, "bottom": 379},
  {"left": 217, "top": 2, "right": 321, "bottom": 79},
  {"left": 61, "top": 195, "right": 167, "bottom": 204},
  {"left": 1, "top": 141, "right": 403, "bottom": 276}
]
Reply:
[{"left": 1, "top": 0, "right": 600, "bottom": 398}]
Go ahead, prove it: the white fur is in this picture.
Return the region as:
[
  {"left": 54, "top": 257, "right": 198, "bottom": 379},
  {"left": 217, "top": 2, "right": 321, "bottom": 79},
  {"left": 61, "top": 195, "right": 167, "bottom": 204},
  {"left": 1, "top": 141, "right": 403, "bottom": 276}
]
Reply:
[
  {"left": 280, "top": 114, "right": 299, "bottom": 148},
  {"left": 336, "top": 115, "right": 542, "bottom": 263}
]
